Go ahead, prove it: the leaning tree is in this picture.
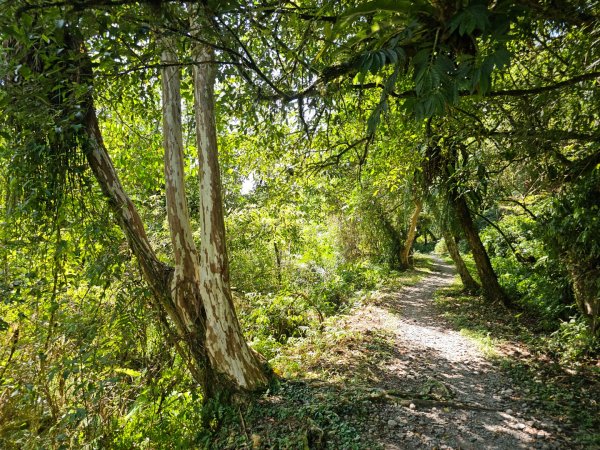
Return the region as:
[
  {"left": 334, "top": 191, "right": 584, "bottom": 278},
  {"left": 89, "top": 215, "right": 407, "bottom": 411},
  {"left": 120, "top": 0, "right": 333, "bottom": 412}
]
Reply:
[{"left": 0, "top": 0, "right": 272, "bottom": 398}]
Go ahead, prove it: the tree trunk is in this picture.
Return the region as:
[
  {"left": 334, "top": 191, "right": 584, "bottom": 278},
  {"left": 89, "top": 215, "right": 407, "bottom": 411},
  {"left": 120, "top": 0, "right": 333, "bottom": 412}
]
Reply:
[
  {"left": 400, "top": 199, "right": 422, "bottom": 269},
  {"left": 192, "top": 41, "right": 268, "bottom": 391},
  {"left": 80, "top": 31, "right": 266, "bottom": 394},
  {"left": 566, "top": 254, "right": 599, "bottom": 335},
  {"left": 274, "top": 240, "right": 282, "bottom": 287},
  {"left": 441, "top": 229, "right": 480, "bottom": 293},
  {"left": 84, "top": 109, "right": 178, "bottom": 316},
  {"left": 451, "top": 194, "right": 510, "bottom": 306},
  {"left": 160, "top": 41, "right": 212, "bottom": 388},
  {"left": 84, "top": 105, "right": 216, "bottom": 375}
]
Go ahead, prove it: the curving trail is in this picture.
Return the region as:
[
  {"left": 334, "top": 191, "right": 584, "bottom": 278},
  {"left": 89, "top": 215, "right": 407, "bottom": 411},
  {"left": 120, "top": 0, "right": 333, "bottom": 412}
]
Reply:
[{"left": 342, "top": 256, "right": 568, "bottom": 449}]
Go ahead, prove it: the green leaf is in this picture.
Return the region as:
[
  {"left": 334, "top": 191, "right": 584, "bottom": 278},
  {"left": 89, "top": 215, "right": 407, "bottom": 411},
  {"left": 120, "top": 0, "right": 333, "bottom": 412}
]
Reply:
[
  {"left": 358, "top": 53, "right": 374, "bottom": 82},
  {"left": 384, "top": 48, "right": 398, "bottom": 64},
  {"left": 449, "top": 4, "right": 490, "bottom": 36},
  {"left": 371, "top": 51, "right": 385, "bottom": 73},
  {"left": 115, "top": 368, "right": 142, "bottom": 377},
  {"left": 492, "top": 46, "right": 511, "bottom": 69},
  {"left": 340, "top": 0, "right": 414, "bottom": 22}
]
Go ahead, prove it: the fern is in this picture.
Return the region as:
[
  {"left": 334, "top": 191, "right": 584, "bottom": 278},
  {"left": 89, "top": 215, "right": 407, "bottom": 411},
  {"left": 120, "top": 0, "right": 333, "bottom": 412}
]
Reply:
[
  {"left": 357, "top": 47, "right": 406, "bottom": 83},
  {"left": 449, "top": 3, "right": 491, "bottom": 36}
]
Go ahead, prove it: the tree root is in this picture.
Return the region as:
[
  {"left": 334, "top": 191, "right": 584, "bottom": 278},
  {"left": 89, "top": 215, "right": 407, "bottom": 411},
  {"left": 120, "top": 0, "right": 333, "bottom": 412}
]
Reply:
[{"left": 366, "top": 388, "right": 499, "bottom": 412}]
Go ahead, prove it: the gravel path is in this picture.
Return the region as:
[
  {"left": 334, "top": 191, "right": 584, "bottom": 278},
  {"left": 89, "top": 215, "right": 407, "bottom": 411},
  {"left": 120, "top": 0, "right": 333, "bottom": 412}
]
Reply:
[{"left": 344, "top": 256, "right": 569, "bottom": 449}]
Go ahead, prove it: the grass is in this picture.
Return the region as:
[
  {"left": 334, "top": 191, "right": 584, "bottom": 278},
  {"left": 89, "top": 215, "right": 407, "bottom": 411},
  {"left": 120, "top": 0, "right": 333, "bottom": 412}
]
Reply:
[
  {"left": 211, "top": 253, "right": 599, "bottom": 448},
  {"left": 432, "top": 276, "right": 504, "bottom": 358},
  {"left": 458, "top": 329, "right": 500, "bottom": 358},
  {"left": 214, "top": 251, "right": 600, "bottom": 449}
]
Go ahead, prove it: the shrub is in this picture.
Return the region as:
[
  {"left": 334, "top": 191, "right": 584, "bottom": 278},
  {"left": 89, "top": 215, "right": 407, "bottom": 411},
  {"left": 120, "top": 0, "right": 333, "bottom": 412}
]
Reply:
[
  {"left": 434, "top": 238, "right": 447, "bottom": 255},
  {"left": 548, "top": 317, "right": 600, "bottom": 363}
]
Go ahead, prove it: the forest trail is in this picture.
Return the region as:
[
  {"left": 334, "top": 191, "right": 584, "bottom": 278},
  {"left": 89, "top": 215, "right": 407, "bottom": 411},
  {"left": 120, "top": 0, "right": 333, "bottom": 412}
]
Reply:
[{"left": 337, "top": 255, "right": 568, "bottom": 449}]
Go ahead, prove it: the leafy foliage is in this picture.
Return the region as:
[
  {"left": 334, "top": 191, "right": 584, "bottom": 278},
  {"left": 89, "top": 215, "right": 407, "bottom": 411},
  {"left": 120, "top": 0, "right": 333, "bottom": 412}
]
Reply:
[{"left": 1, "top": 0, "right": 600, "bottom": 447}]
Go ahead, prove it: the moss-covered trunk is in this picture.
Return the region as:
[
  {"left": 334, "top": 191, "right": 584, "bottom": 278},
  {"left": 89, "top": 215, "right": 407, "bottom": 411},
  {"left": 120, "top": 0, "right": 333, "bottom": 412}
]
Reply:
[{"left": 451, "top": 194, "right": 510, "bottom": 306}]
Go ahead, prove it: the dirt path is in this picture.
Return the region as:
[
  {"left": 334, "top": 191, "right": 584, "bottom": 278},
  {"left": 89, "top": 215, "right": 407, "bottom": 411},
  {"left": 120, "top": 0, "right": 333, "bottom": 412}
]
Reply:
[{"left": 341, "top": 255, "right": 567, "bottom": 449}]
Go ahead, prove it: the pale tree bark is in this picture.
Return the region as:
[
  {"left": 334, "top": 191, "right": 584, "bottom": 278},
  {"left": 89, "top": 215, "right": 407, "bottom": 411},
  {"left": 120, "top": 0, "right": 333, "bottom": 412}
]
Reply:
[
  {"left": 162, "top": 40, "right": 204, "bottom": 323},
  {"left": 399, "top": 198, "right": 422, "bottom": 269},
  {"left": 45, "top": 30, "right": 202, "bottom": 375},
  {"left": 85, "top": 105, "right": 214, "bottom": 387},
  {"left": 13, "top": 20, "right": 266, "bottom": 398},
  {"left": 160, "top": 40, "right": 212, "bottom": 387},
  {"left": 441, "top": 229, "right": 480, "bottom": 293},
  {"left": 192, "top": 39, "right": 268, "bottom": 390}
]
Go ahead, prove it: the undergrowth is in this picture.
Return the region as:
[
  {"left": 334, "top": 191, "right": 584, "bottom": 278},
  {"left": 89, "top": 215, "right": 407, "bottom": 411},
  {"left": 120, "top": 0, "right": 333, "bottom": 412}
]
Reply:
[
  {"left": 0, "top": 245, "right": 429, "bottom": 449},
  {"left": 239, "top": 254, "right": 430, "bottom": 369},
  {"left": 197, "top": 380, "right": 375, "bottom": 450}
]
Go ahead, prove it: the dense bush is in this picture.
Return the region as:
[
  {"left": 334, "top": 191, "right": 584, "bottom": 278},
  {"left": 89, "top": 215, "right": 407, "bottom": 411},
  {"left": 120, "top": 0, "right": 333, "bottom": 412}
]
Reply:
[
  {"left": 480, "top": 202, "right": 598, "bottom": 357},
  {"left": 481, "top": 209, "right": 573, "bottom": 325},
  {"left": 238, "top": 259, "right": 393, "bottom": 360}
]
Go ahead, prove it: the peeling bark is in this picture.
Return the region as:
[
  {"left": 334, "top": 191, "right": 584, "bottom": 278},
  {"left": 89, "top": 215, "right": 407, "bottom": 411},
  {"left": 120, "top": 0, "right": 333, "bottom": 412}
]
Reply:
[
  {"left": 192, "top": 40, "right": 268, "bottom": 390},
  {"left": 37, "top": 29, "right": 214, "bottom": 386},
  {"left": 83, "top": 107, "right": 189, "bottom": 335},
  {"left": 161, "top": 40, "right": 212, "bottom": 387},
  {"left": 161, "top": 40, "right": 203, "bottom": 326},
  {"left": 10, "top": 13, "right": 267, "bottom": 398}
]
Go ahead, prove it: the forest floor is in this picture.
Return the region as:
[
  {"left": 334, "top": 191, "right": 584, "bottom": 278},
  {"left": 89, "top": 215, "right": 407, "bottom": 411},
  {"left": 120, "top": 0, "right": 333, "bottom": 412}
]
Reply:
[{"left": 215, "top": 255, "right": 599, "bottom": 449}]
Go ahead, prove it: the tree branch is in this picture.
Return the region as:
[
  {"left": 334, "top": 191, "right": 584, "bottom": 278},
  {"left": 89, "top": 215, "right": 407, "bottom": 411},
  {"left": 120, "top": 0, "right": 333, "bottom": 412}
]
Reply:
[
  {"left": 564, "top": 150, "right": 600, "bottom": 182},
  {"left": 470, "top": 208, "right": 536, "bottom": 264},
  {"left": 259, "top": 68, "right": 600, "bottom": 104},
  {"left": 306, "top": 136, "right": 371, "bottom": 174},
  {"left": 502, "top": 199, "right": 538, "bottom": 220},
  {"left": 487, "top": 71, "right": 600, "bottom": 97},
  {"left": 487, "top": 129, "right": 600, "bottom": 142}
]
